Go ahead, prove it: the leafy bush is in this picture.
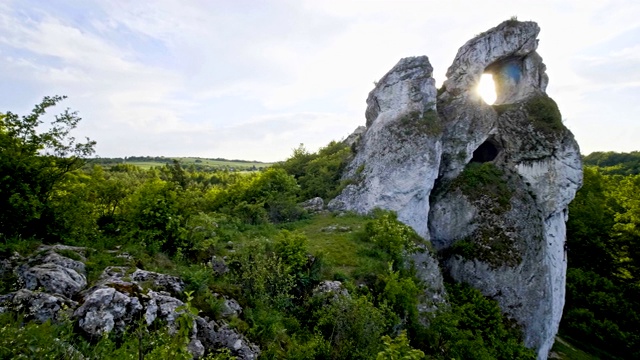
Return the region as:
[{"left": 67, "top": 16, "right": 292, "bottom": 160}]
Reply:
[
  {"left": 0, "top": 96, "right": 95, "bottom": 241},
  {"left": 419, "top": 282, "right": 535, "bottom": 360},
  {"left": 364, "top": 211, "right": 422, "bottom": 269},
  {"left": 313, "top": 294, "right": 387, "bottom": 359},
  {"left": 377, "top": 330, "right": 425, "bottom": 360},
  {"left": 277, "top": 141, "right": 353, "bottom": 201}
]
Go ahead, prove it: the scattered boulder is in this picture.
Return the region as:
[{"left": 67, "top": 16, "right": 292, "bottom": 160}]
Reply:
[
  {"left": 211, "top": 256, "right": 229, "bottom": 276},
  {"left": 313, "top": 280, "right": 349, "bottom": 297},
  {"left": 220, "top": 297, "right": 243, "bottom": 318},
  {"left": 299, "top": 197, "right": 325, "bottom": 212},
  {"left": 0, "top": 289, "right": 77, "bottom": 323},
  {"left": 130, "top": 268, "right": 184, "bottom": 296},
  {"left": 196, "top": 317, "right": 260, "bottom": 360},
  {"left": 320, "top": 225, "right": 352, "bottom": 233},
  {"left": 75, "top": 286, "right": 143, "bottom": 336},
  {"left": 18, "top": 261, "right": 87, "bottom": 298}
]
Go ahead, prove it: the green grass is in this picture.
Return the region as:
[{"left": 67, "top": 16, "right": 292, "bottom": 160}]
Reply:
[
  {"left": 550, "top": 336, "right": 601, "bottom": 360},
  {"left": 92, "top": 157, "right": 273, "bottom": 171},
  {"left": 288, "top": 212, "right": 385, "bottom": 279}
]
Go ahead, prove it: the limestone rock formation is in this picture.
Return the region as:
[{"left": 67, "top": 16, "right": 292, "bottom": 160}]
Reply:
[
  {"left": 329, "top": 55, "right": 442, "bottom": 238},
  {"left": 330, "top": 20, "right": 582, "bottom": 360}
]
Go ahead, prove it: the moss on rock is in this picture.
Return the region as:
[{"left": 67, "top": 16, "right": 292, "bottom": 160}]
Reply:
[{"left": 525, "top": 95, "right": 565, "bottom": 133}]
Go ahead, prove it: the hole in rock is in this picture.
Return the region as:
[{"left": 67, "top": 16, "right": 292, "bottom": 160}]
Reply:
[
  {"left": 477, "top": 73, "right": 497, "bottom": 105},
  {"left": 484, "top": 57, "right": 524, "bottom": 105},
  {"left": 471, "top": 140, "right": 500, "bottom": 163}
]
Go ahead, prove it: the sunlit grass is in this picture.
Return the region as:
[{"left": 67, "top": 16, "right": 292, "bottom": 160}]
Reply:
[{"left": 289, "top": 212, "right": 385, "bottom": 279}]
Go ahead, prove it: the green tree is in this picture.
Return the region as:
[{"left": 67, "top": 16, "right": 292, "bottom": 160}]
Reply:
[{"left": 0, "top": 96, "right": 96, "bottom": 240}]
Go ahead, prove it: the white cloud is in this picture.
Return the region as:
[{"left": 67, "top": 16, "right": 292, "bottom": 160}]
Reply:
[{"left": 0, "top": 0, "right": 639, "bottom": 160}]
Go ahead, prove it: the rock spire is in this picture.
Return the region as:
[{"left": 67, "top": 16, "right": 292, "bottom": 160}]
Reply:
[{"left": 330, "top": 20, "right": 582, "bottom": 360}]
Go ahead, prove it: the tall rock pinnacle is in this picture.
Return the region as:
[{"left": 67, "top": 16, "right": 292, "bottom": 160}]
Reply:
[{"left": 330, "top": 20, "right": 582, "bottom": 360}]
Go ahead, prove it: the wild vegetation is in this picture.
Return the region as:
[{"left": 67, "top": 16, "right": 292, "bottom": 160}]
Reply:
[
  {"left": 560, "top": 164, "right": 640, "bottom": 359},
  {"left": 0, "top": 97, "right": 537, "bottom": 359}
]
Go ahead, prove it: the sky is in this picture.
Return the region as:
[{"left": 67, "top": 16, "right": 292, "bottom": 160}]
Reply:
[{"left": 1, "top": 0, "right": 639, "bottom": 162}]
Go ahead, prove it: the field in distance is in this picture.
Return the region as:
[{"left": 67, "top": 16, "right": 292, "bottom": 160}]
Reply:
[{"left": 89, "top": 156, "right": 273, "bottom": 171}]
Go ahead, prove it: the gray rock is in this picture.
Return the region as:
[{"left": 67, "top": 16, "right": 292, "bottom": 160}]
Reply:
[
  {"left": 313, "top": 280, "right": 348, "bottom": 297},
  {"left": 20, "top": 263, "right": 87, "bottom": 298},
  {"left": 410, "top": 245, "right": 447, "bottom": 316},
  {"left": 344, "top": 126, "right": 366, "bottom": 147},
  {"left": 74, "top": 287, "right": 143, "bottom": 335},
  {"left": 130, "top": 268, "right": 184, "bottom": 296},
  {"left": 220, "top": 298, "right": 242, "bottom": 318},
  {"left": 329, "top": 19, "right": 581, "bottom": 360},
  {"left": 196, "top": 317, "right": 260, "bottom": 360},
  {"left": 320, "top": 225, "right": 351, "bottom": 233},
  {"left": 0, "top": 289, "right": 77, "bottom": 323},
  {"left": 299, "top": 197, "right": 324, "bottom": 212},
  {"left": 431, "top": 20, "right": 581, "bottom": 359},
  {"left": 211, "top": 256, "right": 229, "bottom": 276},
  {"left": 328, "top": 55, "right": 442, "bottom": 239},
  {"left": 188, "top": 338, "right": 205, "bottom": 359}
]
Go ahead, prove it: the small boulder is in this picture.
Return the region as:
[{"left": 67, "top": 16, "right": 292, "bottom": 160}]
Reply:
[
  {"left": 299, "top": 197, "right": 324, "bottom": 213},
  {"left": 130, "top": 269, "right": 184, "bottom": 296},
  {"left": 211, "top": 256, "right": 229, "bottom": 276},
  {"left": 0, "top": 289, "right": 77, "bottom": 323},
  {"left": 220, "top": 298, "right": 242, "bottom": 318},
  {"left": 196, "top": 317, "right": 260, "bottom": 360},
  {"left": 74, "top": 287, "right": 143, "bottom": 336},
  {"left": 19, "top": 263, "right": 87, "bottom": 298}
]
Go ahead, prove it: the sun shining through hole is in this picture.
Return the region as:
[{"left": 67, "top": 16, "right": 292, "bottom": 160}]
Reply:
[{"left": 477, "top": 73, "right": 497, "bottom": 105}]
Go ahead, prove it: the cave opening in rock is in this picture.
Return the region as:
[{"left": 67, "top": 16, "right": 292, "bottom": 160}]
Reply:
[
  {"left": 471, "top": 139, "right": 500, "bottom": 163},
  {"left": 477, "top": 73, "right": 497, "bottom": 105}
]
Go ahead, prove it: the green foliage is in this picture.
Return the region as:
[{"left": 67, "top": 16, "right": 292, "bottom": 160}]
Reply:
[
  {"left": 421, "top": 282, "right": 535, "bottom": 360},
  {"left": 208, "top": 168, "right": 303, "bottom": 224},
  {"left": 377, "top": 330, "right": 425, "bottom": 360},
  {"left": 561, "top": 159, "right": 640, "bottom": 358},
  {"left": 229, "top": 238, "right": 296, "bottom": 310},
  {"left": 0, "top": 312, "right": 197, "bottom": 359},
  {"left": 314, "top": 294, "right": 387, "bottom": 359},
  {"left": 276, "top": 141, "right": 353, "bottom": 201},
  {"left": 379, "top": 265, "right": 421, "bottom": 326},
  {"left": 364, "top": 211, "right": 422, "bottom": 269},
  {"left": 583, "top": 151, "right": 640, "bottom": 175},
  {"left": 525, "top": 94, "right": 565, "bottom": 134},
  {"left": 0, "top": 96, "right": 95, "bottom": 240}
]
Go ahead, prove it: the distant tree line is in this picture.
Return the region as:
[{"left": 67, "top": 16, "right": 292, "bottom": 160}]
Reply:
[{"left": 583, "top": 151, "right": 640, "bottom": 175}]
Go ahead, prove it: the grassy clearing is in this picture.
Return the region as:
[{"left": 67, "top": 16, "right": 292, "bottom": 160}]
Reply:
[
  {"left": 91, "top": 157, "right": 273, "bottom": 171},
  {"left": 550, "top": 336, "right": 602, "bottom": 360},
  {"left": 288, "top": 212, "right": 385, "bottom": 279}
]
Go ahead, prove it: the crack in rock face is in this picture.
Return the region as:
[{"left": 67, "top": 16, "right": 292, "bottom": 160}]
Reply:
[{"left": 330, "top": 19, "right": 582, "bottom": 360}]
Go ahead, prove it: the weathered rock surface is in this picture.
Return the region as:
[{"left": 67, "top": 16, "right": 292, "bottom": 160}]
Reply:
[
  {"left": 0, "top": 289, "right": 77, "bottom": 323},
  {"left": 17, "top": 247, "right": 87, "bottom": 298},
  {"left": 330, "top": 20, "right": 582, "bottom": 360},
  {"left": 299, "top": 196, "right": 325, "bottom": 213},
  {"left": 1, "top": 248, "right": 260, "bottom": 359},
  {"left": 328, "top": 55, "right": 442, "bottom": 239},
  {"left": 196, "top": 317, "right": 260, "bottom": 360}
]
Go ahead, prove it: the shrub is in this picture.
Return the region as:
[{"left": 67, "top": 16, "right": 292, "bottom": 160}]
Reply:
[{"left": 364, "top": 211, "right": 422, "bottom": 269}]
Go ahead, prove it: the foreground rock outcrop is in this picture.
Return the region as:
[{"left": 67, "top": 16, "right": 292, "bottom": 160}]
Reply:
[
  {"left": 330, "top": 20, "right": 582, "bottom": 359},
  {"left": 0, "top": 245, "right": 260, "bottom": 359}
]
